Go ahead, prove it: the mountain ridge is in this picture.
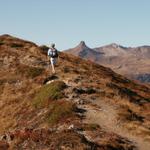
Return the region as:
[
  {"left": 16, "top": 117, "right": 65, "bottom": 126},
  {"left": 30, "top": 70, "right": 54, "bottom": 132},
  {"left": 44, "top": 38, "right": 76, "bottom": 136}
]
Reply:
[
  {"left": 0, "top": 34, "right": 150, "bottom": 149},
  {"left": 65, "top": 41, "right": 150, "bottom": 83}
]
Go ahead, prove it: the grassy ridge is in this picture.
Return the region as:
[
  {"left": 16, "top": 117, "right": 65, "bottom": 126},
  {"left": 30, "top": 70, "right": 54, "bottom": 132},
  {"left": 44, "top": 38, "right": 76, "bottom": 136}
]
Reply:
[{"left": 33, "top": 81, "right": 66, "bottom": 108}]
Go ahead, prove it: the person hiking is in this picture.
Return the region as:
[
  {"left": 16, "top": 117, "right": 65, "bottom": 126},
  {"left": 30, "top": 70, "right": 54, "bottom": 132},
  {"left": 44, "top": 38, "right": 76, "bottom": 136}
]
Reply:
[{"left": 47, "top": 43, "right": 58, "bottom": 74}]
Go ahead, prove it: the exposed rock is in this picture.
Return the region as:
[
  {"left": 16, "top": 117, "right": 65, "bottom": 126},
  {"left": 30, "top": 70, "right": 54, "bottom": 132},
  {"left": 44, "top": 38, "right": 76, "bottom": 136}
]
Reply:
[{"left": 43, "top": 75, "right": 59, "bottom": 84}]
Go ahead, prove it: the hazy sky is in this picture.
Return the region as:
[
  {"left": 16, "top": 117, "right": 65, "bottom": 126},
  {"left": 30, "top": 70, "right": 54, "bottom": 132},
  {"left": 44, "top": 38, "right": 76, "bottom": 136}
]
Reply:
[{"left": 0, "top": 0, "right": 150, "bottom": 50}]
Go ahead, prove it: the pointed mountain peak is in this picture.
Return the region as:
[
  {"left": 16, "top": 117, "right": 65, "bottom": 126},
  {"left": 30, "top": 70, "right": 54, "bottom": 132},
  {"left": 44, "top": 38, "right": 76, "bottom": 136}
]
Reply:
[
  {"left": 79, "top": 41, "right": 86, "bottom": 46},
  {"left": 65, "top": 41, "right": 92, "bottom": 55},
  {"left": 76, "top": 41, "right": 90, "bottom": 49}
]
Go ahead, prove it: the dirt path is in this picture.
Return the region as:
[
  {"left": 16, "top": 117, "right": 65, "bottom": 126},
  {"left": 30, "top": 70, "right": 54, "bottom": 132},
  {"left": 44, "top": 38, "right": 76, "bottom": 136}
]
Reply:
[
  {"left": 63, "top": 78, "right": 150, "bottom": 150},
  {"left": 81, "top": 100, "right": 150, "bottom": 150}
]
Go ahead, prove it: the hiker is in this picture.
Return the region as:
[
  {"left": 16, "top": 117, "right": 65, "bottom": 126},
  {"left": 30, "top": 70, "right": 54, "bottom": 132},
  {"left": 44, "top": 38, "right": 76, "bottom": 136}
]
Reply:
[{"left": 47, "top": 43, "right": 58, "bottom": 74}]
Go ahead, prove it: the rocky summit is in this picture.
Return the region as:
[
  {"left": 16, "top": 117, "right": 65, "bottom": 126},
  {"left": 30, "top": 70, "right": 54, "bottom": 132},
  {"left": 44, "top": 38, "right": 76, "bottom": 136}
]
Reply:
[
  {"left": 65, "top": 42, "right": 150, "bottom": 83},
  {"left": 0, "top": 34, "right": 150, "bottom": 150}
]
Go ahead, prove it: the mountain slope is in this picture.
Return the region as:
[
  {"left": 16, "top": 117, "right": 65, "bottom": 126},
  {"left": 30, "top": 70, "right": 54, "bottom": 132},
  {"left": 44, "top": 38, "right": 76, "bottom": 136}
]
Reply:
[
  {"left": 65, "top": 42, "right": 150, "bottom": 83},
  {"left": 0, "top": 35, "right": 150, "bottom": 149},
  {"left": 65, "top": 41, "right": 102, "bottom": 62}
]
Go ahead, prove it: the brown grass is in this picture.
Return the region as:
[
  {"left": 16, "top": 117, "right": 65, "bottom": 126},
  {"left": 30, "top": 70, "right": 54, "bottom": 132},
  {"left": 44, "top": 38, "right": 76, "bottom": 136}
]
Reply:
[
  {"left": 10, "top": 43, "right": 23, "bottom": 48},
  {"left": 117, "top": 105, "right": 144, "bottom": 123},
  {"left": 46, "top": 100, "right": 76, "bottom": 125},
  {"left": 16, "top": 65, "right": 44, "bottom": 78}
]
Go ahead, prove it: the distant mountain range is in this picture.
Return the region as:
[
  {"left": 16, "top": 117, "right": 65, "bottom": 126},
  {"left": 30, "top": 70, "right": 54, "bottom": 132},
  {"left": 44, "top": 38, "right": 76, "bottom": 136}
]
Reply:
[{"left": 64, "top": 41, "right": 150, "bottom": 83}]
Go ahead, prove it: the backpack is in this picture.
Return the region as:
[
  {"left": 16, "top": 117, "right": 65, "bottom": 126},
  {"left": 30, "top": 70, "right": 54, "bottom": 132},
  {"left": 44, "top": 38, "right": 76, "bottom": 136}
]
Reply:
[{"left": 48, "top": 48, "right": 58, "bottom": 58}]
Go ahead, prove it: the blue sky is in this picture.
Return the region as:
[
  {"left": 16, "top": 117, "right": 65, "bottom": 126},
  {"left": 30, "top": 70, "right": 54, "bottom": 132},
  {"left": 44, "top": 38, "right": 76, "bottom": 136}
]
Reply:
[{"left": 0, "top": 0, "right": 150, "bottom": 50}]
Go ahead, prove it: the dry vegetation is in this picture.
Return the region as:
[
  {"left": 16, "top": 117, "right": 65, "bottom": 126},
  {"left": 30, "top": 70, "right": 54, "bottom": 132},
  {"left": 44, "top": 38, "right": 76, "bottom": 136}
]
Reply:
[
  {"left": 0, "top": 34, "right": 150, "bottom": 149},
  {"left": 16, "top": 65, "right": 45, "bottom": 78},
  {"left": 46, "top": 100, "right": 76, "bottom": 125}
]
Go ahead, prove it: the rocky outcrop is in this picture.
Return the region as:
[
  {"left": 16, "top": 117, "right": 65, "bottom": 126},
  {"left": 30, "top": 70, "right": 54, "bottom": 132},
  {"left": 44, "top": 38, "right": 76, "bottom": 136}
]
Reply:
[{"left": 134, "top": 74, "right": 150, "bottom": 83}]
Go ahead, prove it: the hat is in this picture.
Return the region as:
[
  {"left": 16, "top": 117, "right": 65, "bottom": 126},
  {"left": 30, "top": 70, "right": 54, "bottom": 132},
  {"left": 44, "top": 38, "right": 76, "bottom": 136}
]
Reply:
[{"left": 50, "top": 43, "right": 55, "bottom": 48}]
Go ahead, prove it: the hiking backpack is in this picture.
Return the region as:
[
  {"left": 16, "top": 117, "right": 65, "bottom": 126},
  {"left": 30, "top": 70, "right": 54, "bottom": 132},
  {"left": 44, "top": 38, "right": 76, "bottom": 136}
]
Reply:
[{"left": 48, "top": 48, "right": 58, "bottom": 58}]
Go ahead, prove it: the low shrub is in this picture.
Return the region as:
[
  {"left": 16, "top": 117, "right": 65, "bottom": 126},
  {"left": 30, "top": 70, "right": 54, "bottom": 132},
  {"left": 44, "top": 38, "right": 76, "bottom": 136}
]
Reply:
[
  {"left": 86, "top": 88, "right": 96, "bottom": 94},
  {"left": 63, "top": 67, "right": 70, "bottom": 73},
  {"left": 0, "top": 79, "right": 6, "bottom": 95},
  {"left": 26, "top": 67, "right": 44, "bottom": 78},
  {"left": 39, "top": 45, "right": 49, "bottom": 55},
  {"left": 0, "top": 41, "right": 4, "bottom": 45},
  {"left": 0, "top": 79, "right": 6, "bottom": 85},
  {"left": 16, "top": 65, "right": 44, "bottom": 78},
  {"left": 33, "top": 81, "right": 66, "bottom": 108},
  {"left": 82, "top": 123, "right": 100, "bottom": 131},
  {"left": 0, "top": 85, "right": 4, "bottom": 95},
  {"left": 118, "top": 106, "right": 144, "bottom": 122},
  {"left": 73, "top": 87, "right": 96, "bottom": 95},
  {"left": 11, "top": 43, "right": 23, "bottom": 48}
]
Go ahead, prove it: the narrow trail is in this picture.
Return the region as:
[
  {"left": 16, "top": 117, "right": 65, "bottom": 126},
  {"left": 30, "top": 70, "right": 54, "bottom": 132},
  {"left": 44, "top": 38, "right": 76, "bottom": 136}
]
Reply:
[
  {"left": 62, "top": 78, "right": 150, "bottom": 150},
  {"left": 81, "top": 100, "right": 150, "bottom": 150}
]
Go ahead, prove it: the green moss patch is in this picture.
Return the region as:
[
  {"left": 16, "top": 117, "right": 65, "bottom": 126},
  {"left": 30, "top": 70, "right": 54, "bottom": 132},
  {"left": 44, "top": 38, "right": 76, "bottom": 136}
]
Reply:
[
  {"left": 33, "top": 81, "right": 66, "bottom": 108},
  {"left": 46, "top": 100, "right": 75, "bottom": 125}
]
